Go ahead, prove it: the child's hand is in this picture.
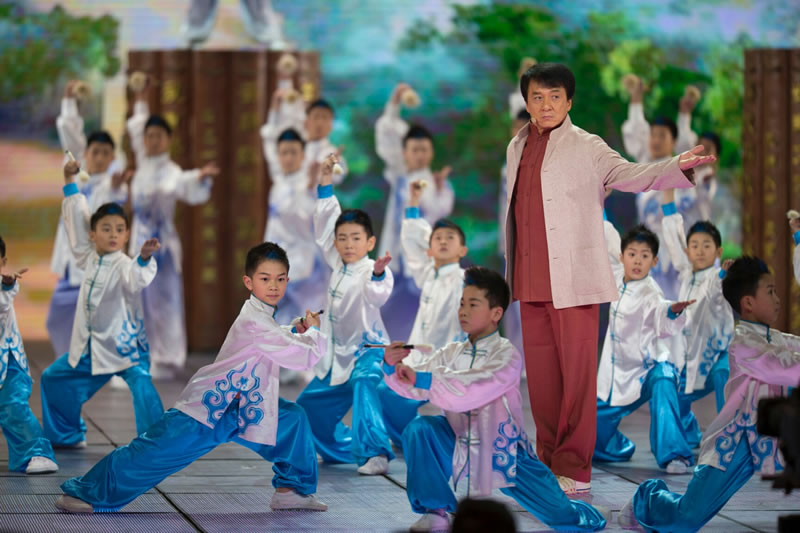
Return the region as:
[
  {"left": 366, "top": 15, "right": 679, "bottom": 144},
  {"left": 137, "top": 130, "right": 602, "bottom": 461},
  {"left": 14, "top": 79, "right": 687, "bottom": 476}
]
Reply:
[
  {"left": 721, "top": 259, "right": 734, "bottom": 272},
  {"left": 433, "top": 166, "right": 452, "bottom": 190},
  {"left": 373, "top": 251, "right": 392, "bottom": 275},
  {"left": 384, "top": 341, "right": 411, "bottom": 365},
  {"left": 199, "top": 162, "right": 220, "bottom": 179},
  {"left": 64, "top": 80, "right": 79, "bottom": 98},
  {"left": 409, "top": 180, "right": 426, "bottom": 207},
  {"left": 303, "top": 309, "right": 321, "bottom": 330},
  {"left": 396, "top": 363, "right": 416, "bottom": 385},
  {"left": 111, "top": 169, "right": 134, "bottom": 190},
  {"left": 790, "top": 214, "right": 800, "bottom": 235},
  {"left": 140, "top": 238, "right": 161, "bottom": 261},
  {"left": 63, "top": 160, "right": 80, "bottom": 183},
  {"left": 663, "top": 189, "right": 675, "bottom": 205},
  {"left": 319, "top": 153, "right": 339, "bottom": 187},
  {"left": 1, "top": 268, "right": 28, "bottom": 286},
  {"left": 391, "top": 83, "right": 412, "bottom": 104},
  {"left": 670, "top": 299, "right": 696, "bottom": 315}
]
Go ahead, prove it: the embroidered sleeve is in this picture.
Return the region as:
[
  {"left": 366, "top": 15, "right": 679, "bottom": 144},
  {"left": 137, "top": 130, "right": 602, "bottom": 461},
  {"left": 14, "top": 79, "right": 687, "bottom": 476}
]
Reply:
[
  {"left": 251, "top": 324, "right": 327, "bottom": 371},
  {"left": 733, "top": 332, "right": 800, "bottom": 386}
]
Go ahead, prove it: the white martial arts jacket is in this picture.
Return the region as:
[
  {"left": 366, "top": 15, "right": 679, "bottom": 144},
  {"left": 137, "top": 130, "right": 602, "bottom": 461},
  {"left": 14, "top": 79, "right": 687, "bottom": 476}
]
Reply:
[
  {"left": 375, "top": 100, "right": 455, "bottom": 272},
  {"left": 661, "top": 206, "right": 734, "bottom": 393},
  {"left": 698, "top": 321, "right": 799, "bottom": 475},
  {"left": 52, "top": 97, "right": 128, "bottom": 286},
  {"left": 127, "top": 101, "right": 212, "bottom": 270},
  {"left": 384, "top": 331, "right": 532, "bottom": 496},
  {"left": 0, "top": 281, "right": 30, "bottom": 387},
  {"left": 313, "top": 187, "right": 394, "bottom": 386},
  {"left": 793, "top": 233, "right": 800, "bottom": 286},
  {"left": 401, "top": 209, "right": 466, "bottom": 353},
  {"left": 596, "top": 220, "right": 687, "bottom": 406},
  {"left": 174, "top": 294, "right": 326, "bottom": 446},
  {"left": 62, "top": 184, "right": 157, "bottom": 375}
]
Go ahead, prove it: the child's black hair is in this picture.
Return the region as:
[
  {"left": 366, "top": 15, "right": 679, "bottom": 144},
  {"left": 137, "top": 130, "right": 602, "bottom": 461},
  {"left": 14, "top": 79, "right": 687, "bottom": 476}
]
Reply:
[
  {"left": 90, "top": 203, "right": 129, "bottom": 230},
  {"left": 520, "top": 62, "right": 576, "bottom": 102},
  {"left": 687, "top": 220, "right": 722, "bottom": 248},
  {"left": 515, "top": 109, "right": 531, "bottom": 121},
  {"left": 306, "top": 98, "right": 334, "bottom": 115},
  {"left": 0, "top": 234, "right": 5, "bottom": 258},
  {"left": 651, "top": 116, "right": 678, "bottom": 141},
  {"left": 430, "top": 219, "right": 466, "bottom": 246},
  {"left": 335, "top": 209, "right": 374, "bottom": 238},
  {"left": 145, "top": 115, "right": 172, "bottom": 136},
  {"left": 245, "top": 242, "right": 290, "bottom": 277},
  {"left": 86, "top": 130, "right": 116, "bottom": 150},
  {"left": 620, "top": 224, "right": 659, "bottom": 256},
  {"left": 277, "top": 128, "right": 306, "bottom": 148},
  {"left": 402, "top": 124, "right": 434, "bottom": 148},
  {"left": 464, "top": 266, "right": 510, "bottom": 314},
  {"left": 722, "top": 255, "right": 771, "bottom": 314},
  {"left": 700, "top": 131, "right": 722, "bottom": 156}
]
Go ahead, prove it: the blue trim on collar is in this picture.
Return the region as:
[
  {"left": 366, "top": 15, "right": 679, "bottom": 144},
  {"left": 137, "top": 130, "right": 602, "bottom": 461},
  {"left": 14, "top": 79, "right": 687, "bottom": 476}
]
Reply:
[
  {"left": 405, "top": 206, "right": 421, "bottom": 219},
  {"left": 63, "top": 182, "right": 79, "bottom": 197},
  {"left": 318, "top": 184, "right": 334, "bottom": 199},
  {"left": 661, "top": 202, "right": 677, "bottom": 216},
  {"left": 468, "top": 329, "right": 499, "bottom": 346},
  {"left": 740, "top": 319, "right": 772, "bottom": 342}
]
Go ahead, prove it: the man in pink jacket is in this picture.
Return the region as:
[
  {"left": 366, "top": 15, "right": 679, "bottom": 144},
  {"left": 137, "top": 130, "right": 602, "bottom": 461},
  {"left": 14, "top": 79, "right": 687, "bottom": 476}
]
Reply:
[{"left": 503, "top": 63, "right": 715, "bottom": 494}]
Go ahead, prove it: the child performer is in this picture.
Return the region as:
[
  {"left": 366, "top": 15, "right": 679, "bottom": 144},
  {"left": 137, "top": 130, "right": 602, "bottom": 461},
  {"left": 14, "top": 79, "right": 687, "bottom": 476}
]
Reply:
[
  {"left": 622, "top": 79, "right": 715, "bottom": 299},
  {"left": 789, "top": 211, "right": 800, "bottom": 285},
  {"left": 377, "top": 179, "right": 469, "bottom": 446},
  {"left": 40, "top": 161, "right": 164, "bottom": 447},
  {"left": 0, "top": 237, "right": 59, "bottom": 474},
  {"left": 54, "top": 242, "right": 328, "bottom": 513},
  {"left": 383, "top": 267, "right": 608, "bottom": 533},
  {"left": 259, "top": 88, "right": 330, "bottom": 327},
  {"left": 295, "top": 154, "right": 396, "bottom": 476},
  {"left": 595, "top": 223, "right": 696, "bottom": 474},
  {"left": 48, "top": 81, "right": 129, "bottom": 358},
  {"left": 620, "top": 255, "right": 798, "bottom": 531},
  {"left": 662, "top": 189, "right": 735, "bottom": 448},
  {"left": 127, "top": 78, "right": 219, "bottom": 380}
]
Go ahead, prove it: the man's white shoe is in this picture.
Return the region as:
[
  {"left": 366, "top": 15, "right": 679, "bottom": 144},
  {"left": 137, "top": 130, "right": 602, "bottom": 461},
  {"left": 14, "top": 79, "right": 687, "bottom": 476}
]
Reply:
[
  {"left": 269, "top": 490, "right": 327, "bottom": 511},
  {"left": 357, "top": 455, "right": 389, "bottom": 475},
  {"left": 26, "top": 456, "right": 59, "bottom": 475},
  {"left": 410, "top": 511, "right": 450, "bottom": 532},
  {"left": 109, "top": 375, "right": 129, "bottom": 391},
  {"left": 618, "top": 496, "right": 644, "bottom": 530},
  {"left": 666, "top": 458, "right": 689, "bottom": 474},
  {"left": 55, "top": 495, "right": 93, "bottom": 513}
]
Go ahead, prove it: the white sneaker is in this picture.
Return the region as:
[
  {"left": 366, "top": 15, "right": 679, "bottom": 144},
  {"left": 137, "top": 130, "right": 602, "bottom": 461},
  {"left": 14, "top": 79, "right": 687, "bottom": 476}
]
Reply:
[
  {"left": 55, "top": 495, "right": 93, "bottom": 513},
  {"left": 109, "top": 375, "right": 129, "bottom": 390},
  {"left": 666, "top": 458, "right": 689, "bottom": 474},
  {"left": 269, "top": 490, "right": 327, "bottom": 511},
  {"left": 181, "top": 0, "right": 219, "bottom": 45},
  {"left": 357, "top": 455, "right": 389, "bottom": 475},
  {"left": 556, "top": 474, "right": 591, "bottom": 494},
  {"left": 26, "top": 456, "right": 59, "bottom": 475},
  {"left": 149, "top": 363, "right": 177, "bottom": 381},
  {"left": 410, "top": 511, "right": 450, "bottom": 532},
  {"left": 618, "top": 496, "right": 644, "bottom": 530}
]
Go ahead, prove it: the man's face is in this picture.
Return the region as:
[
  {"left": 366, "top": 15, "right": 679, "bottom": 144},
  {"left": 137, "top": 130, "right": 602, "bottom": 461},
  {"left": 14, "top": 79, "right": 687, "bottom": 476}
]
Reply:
[
  {"left": 305, "top": 107, "right": 333, "bottom": 141},
  {"left": 620, "top": 241, "right": 657, "bottom": 281},
  {"left": 144, "top": 126, "right": 170, "bottom": 157},
  {"left": 649, "top": 125, "right": 675, "bottom": 160},
  {"left": 525, "top": 82, "right": 571, "bottom": 131},
  {"left": 85, "top": 142, "right": 115, "bottom": 175},
  {"left": 403, "top": 138, "right": 434, "bottom": 172},
  {"left": 277, "top": 140, "right": 304, "bottom": 175}
]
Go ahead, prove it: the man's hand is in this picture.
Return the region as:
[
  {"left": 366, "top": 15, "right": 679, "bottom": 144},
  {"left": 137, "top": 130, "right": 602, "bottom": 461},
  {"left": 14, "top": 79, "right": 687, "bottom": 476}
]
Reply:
[
  {"left": 409, "top": 180, "right": 426, "bottom": 208},
  {"left": 111, "top": 169, "right": 134, "bottom": 190},
  {"left": 384, "top": 340, "right": 411, "bottom": 365},
  {"left": 789, "top": 215, "right": 800, "bottom": 235},
  {"left": 373, "top": 251, "right": 392, "bottom": 275},
  {"left": 722, "top": 259, "right": 734, "bottom": 272},
  {"left": 670, "top": 299, "right": 696, "bottom": 315},
  {"left": 395, "top": 363, "right": 417, "bottom": 385},
  {"left": 199, "top": 162, "right": 220, "bottom": 179},
  {"left": 391, "top": 83, "right": 412, "bottom": 105},
  {"left": 1, "top": 268, "right": 28, "bottom": 286},
  {"left": 63, "top": 160, "right": 80, "bottom": 183},
  {"left": 433, "top": 166, "right": 452, "bottom": 191},
  {"left": 140, "top": 238, "right": 161, "bottom": 261},
  {"left": 678, "top": 146, "right": 717, "bottom": 172}
]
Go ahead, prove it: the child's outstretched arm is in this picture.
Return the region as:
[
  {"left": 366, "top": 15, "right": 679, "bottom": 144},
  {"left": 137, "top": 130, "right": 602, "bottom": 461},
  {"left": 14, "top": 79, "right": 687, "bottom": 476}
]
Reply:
[
  {"left": 0, "top": 267, "right": 26, "bottom": 316},
  {"left": 418, "top": 166, "right": 455, "bottom": 223},
  {"left": 401, "top": 180, "right": 434, "bottom": 288},
  {"left": 126, "top": 77, "right": 150, "bottom": 163},
  {"left": 732, "top": 330, "right": 800, "bottom": 387},
  {"left": 660, "top": 188, "right": 693, "bottom": 276},
  {"left": 257, "top": 310, "right": 328, "bottom": 371},
  {"left": 120, "top": 239, "right": 159, "bottom": 295},
  {"left": 620, "top": 76, "right": 650, "bottom": 163},
  {"left": 56, "top": 81, "right": 87, "bottom": 162},
  {"left": 364, "top": 251, "right": 394, "bottom": 308},
  {"left": 61, "top": 160, "right": 94, "bottom": 269},
  {"left": 603, "top": 211, "right": 623, "bottom": 281},
  {"left": 675, "top": 86, "right": 700, "bottom": 155},
  {"left": 375, "top": 83, "right": 411, "bottom": 181},
  {"left": 260, "top": 88, "right": 304, "bottom": 181},
  {"left": 313, "top": 153, "right": 344, "bottom": 269},
  {"left": 175, "top": 163, "right": 217, "bottom": 205}
]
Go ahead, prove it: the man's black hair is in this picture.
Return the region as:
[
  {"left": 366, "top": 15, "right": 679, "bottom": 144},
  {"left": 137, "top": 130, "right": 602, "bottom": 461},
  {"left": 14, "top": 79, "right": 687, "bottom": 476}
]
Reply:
[
  {"left": 520, "top": 62, "right": 576, "bottom": 102},
  {"left": 246, "top": 242, "right": 290, "bottom": 277},
  {"left": 687, "top": 220, "right": 722, "bottom": 248},
  {"left": 86, "top": 130, "right": 116, "bottom": 150},
  {"left": 700, "top": 131, "right": 722, "bottom": 156},
  {"left": 464, "top": 266, "right": 510, "bottom": 313},
  {"left": 515, "top": 109, "right": 531, "bottom": 121},
  {"left": 307, "top": 98, "right": 334, "bottom": 115},
  {"left": 335, "top": 209, "right": 374, "bottom": 238},
  {"left": 277, "top": 128, "right": 306, "bottom": 148},
  {"left": 452, "top": 497, "right": 517, "bottom": 533},
  {"left": 430, "top": 219, "right": 466, "bottom": 246},
  {"left": 145, "top": 114, "right": 172, "bottom": 136},
  {"left": 620, "top": 224, "right": 659, "bottom": 256},
  {"left": 402, "top": 124, "right": 434, "bottom": 148},
  {"left": 722, "top": 255, "right": 771, "bottom": 315},
  {"left": 651, "top": 116, "right": 678, "bottom": 141},
  {"left": 90, "top": 203, "right": 129, "bottom": 230},
  {"left": 0, "top": 234, "right": 5, "bottom": 258}
]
